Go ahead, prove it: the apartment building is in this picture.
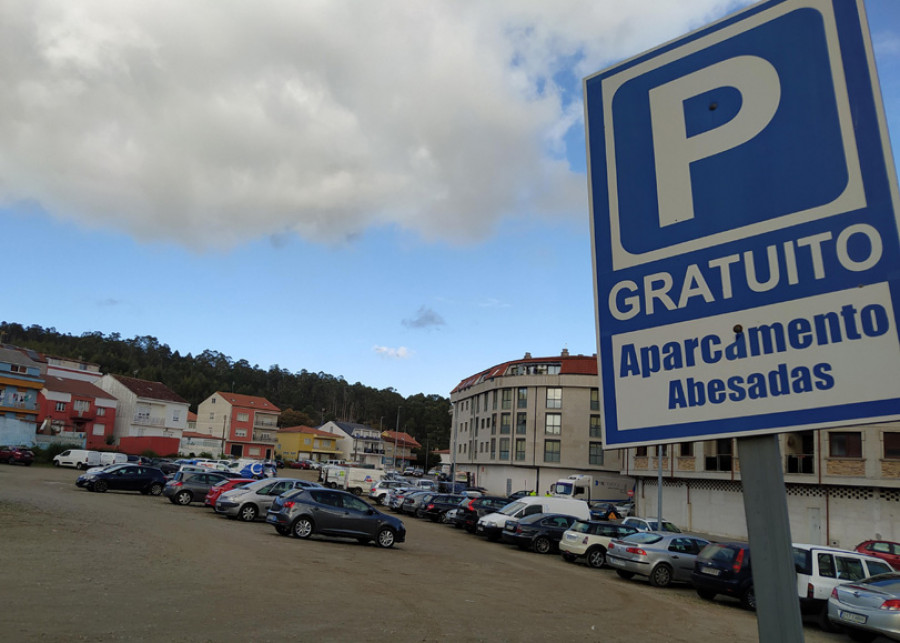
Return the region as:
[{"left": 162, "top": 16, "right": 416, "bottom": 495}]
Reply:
[{"left": 194, "top": 392, "right": 280, "bottom": 460}]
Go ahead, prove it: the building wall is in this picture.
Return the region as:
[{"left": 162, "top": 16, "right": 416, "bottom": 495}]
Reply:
[{"left": 119, "top": 436, "right": 180, "bottom": 457}]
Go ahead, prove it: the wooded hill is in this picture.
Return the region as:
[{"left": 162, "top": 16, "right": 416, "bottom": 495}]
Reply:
[{"left": 0, "top": 322, "right": 452, "bottom": 452}]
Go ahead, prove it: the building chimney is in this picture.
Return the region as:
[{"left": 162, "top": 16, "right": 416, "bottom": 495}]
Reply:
[
  {"left": 561, "top": 348, "right": 569, "bottom": 357},
  {"left": 524, "top": 352, "right": 532, "bottom": 359}
]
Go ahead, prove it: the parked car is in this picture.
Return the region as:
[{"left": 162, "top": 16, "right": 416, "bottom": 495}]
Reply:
[
  {"left": 163, "top": 470, "right": 233, "bottom": 505},
  {"left": 265, "top": 487, "right": 406, "bottom": 548},
  {"left": 387, "top": 487, "right": 419, "bottom": 511},
  {"left": 691, "top": 542, "right": 755, "bottom": 610},
  {"left": 588, "top": 501, "right": 624, "bottom": 521},
  {"left": 418, "top": 494, "right": 464, "bottom": 522},
  {"left": 559, "top": 520, "right": 639, "bottom": 568},
  {"left": 607, "top": 532, "right": 710, "bottom": 587},
  {"left": 615, "top": 500, "right": 635, "bottom": 517},
  {"left": 0, "top": 446, "right": 34, "bottom": 466},
  {"left": 507, "top": 490, "right": 534, "bottom": 500},
  {"left": 456, "top": 496, "right": 512, "bottom": 532},
  {"left": 368, "top": 479, "right": 410, "bottom": 505},
  {"left": 151, "top": 458, "right": 180, "bottom": 475},
  {"left": 215, "top": 478, "right": 322, "bottom": 522},
  {"left": 53, "top": 449, "right": 101, "bottom": 470},
  {"left": 399, "top": 490, "right": 432, "bottom": 516},
  {"left": 621, "top": 516, "right": 682, "bottom": 533},
  {"left": 289, "top": 460, "right": 311, "bottom": 469},
  {"left": 204, "top": 478, "right": 255, "bottom": 507},
  {"left": 75, "top": 464, "right": 166, "bottom": 495},
  {"left": 828, "top": 571, "right": 900, "bottom": 641},
  {"left": 793, "top": 543, "right": 893, "bottom": 630},
  {"left": 855, "top": 540, "right": 900, "bottom": 571},
  {"left": 501, "top": 513, "right": 579, "bottom": 554},
  {"left": 477, "top": 497, "right": 591, "bottom": 542}
]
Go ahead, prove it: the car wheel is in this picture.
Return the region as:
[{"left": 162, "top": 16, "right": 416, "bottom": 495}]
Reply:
[
  {"left": 292, "top": 517, "right": 314, "bottom": 539},
  {"left": 740, "top": 586, "right": 756, "bottom": 611},
  {"left": 238, "top": 503, "right": 258, "bottom": 522},
  {"left": 440, "top": 512, "right": 451, "bottom": 524},
  {"left": 375, "top": 496, "right": 384, "bottom": 505},
  {"left": 586, "top": 547, "right": 607, "bottom": 569},
  {"left": 175, "top": 491, "right": 192, "bottom": 505},
  {"left": 533, "top": 536, "right": 552, "bottom": 554},
  {"left": 650, "top": 563, "right": 673, "bottom": 587},
  {"left": 93, "top": 480, "right": 108, "bottom": 493},
  {"left": 148, "top": 483, "right": 163, "bottom": 496},
  {"left": 275, "top": 525, "right": 291, "bottom": 536},
  {"left": 376, "top": 528, "right": 396, "bottom": 549},
  {"left": 53, "top": 460, "right": 60, "bottom": 467},
  {"left": 697, "top": 589, "right": 716, "bottom": 600},
  {"left": 351, "top": 487, "right": 363, "bottom": 496},
  {"left": 616, "top": 570, "right": 636, "bottom": 580},
  {"left": 8, "top": 457, "right": 15, "bottom": 465},
  {"left": 561, "top": 552, "right": 576, "bottom": 563},
  {"left": 76, "top": 463, "right": 85, "bottom": 470},
  {"left": 817, "top": 605, "right": 841, "bottom": 633}
]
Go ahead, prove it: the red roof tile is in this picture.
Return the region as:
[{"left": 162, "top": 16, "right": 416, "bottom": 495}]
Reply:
[
  {"left": 43, "top": 376, "right": 117, "bottom": 402},
  {"left": 451, "top": 354, "right": 598, "bottom": 393},
  {"left": 215, "top": 392, "right": 280, "bottom": 413},
  {"left": 381, "top": 431, "right": 421, "bottom": 448}
]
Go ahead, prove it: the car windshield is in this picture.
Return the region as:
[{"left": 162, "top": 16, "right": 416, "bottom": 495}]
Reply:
[
  {"left": 645, "top": 521, "right": 681, "bottom": 532},
  {"left": 623, "top": 532, "right": 663, "bottom": 545},
  {"left": 499, "top": 501, "right": 527, "bottom": 516}
]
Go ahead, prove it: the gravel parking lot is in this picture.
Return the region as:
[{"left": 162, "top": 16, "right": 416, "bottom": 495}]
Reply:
[{"left": 2, "top": 465, "right": 847, "bottom": 642}]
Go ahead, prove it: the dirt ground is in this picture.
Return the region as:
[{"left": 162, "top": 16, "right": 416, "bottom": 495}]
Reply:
[{"left": 1, "top": 465, "right": 848, "bottom": 643}]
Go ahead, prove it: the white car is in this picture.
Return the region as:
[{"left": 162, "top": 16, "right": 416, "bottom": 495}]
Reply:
[{"left": 559, "top": 520, "right": 640, "bottom": 568}]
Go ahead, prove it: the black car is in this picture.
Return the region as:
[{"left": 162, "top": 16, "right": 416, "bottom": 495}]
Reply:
[
  {"left": 75, "top": 464, "right": 166, "bottom": 495},
  {"left": 418, "top": 494, "right": 464, "bottom": 522},
  {"left": 501, "top": 513, "right": 579, "bottom": 553},
  {"left": 457, "top": 496, "right": 511, "bottom": 532},
  {"left": 691, "top": 542, "right": 755, "bottom": 610},
  {"left": 150, "top": 458, "right": 179, "bottom": 475},
  {"left": 588, "top": 501, "right": 624, "bottom": 521},
  {"left": 266, "top": 487, "right": 406, "bottom": 548}
]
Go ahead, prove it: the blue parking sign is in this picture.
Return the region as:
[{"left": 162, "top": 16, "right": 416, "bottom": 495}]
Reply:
[{"left": 586, "top": 0, "right": 900, "bottom": 447}]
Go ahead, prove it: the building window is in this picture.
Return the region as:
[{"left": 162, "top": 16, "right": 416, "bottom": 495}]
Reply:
[
  {"left": 73, "top": 400, "right": 90, "bottom": 412},
  {"left": 172, "top": 410, "right": 180, "bottom": 423},
  {"left": 235, "top": 429, "right": 247, "bottom": 438},
  {"left": 97, "top": 407, "right": 106, "bottom": 417},
  {"left": 491, "top": 414, "right": 497, "bottom": 435},
  {"left": 545, "top": 413, "right": 561, "bottom": 435},
  {"left": 515, "top": 439, "right": 526, "bottom": 461},
  {"left": 499, "top": 438, "right": 510, "bottom": 460},
  {"left": 705, "top": 439, "right": 733, "bottom": 471},
  {"left": 501, "top": 389, "right": 512, "bottom": 410},
  {"left": 92, "top": 423, "right": 105, "bottom": 436},
  {"left": 830, "top": 432, "right": 862, "bottom": 458},
  {"left": 590, "top": 388, "right": 600, "bottom": 411},
  {"left": 589, "top": 442, "right": 604, "bottom": 465},
  {"left": 544, "top": 440, "right": 561, "bottom": 463},
  {"left": 55, "top": 401, "right": 66, "bottom": 412},
  {"left": 590, "top": 415, "right": 602, "bottom": 437},
  {"left": 490, "top": 438, "right": 496, "bottom": 460},
  {"left": 636, "top": 446, "right": 648, "bottom": 457},
  {"left": 516, "top": 412, "right": 527, "bottom": 435},
  {"left": 209, "top": 412, "right": 215, "bottom": 420},
  {"left": 517, "top": 387, "right": 527, "bottom": 409},
  {"left": 491, "top": 390, "right": 497, "bottom": 410},
  {"left": 680, "top": 442, "right": 694, "bottom": 457},
  {"left": 546, "top": 388, "right": 562, "bottom": 409},
  {"left": 500, "top": 413, "right": 511, "bottom": 434},
  {"left": 885, "top": 433, "right": 900, "bottom": 460},
  {"left": 237, "top": 412, "right": 250, "bottom": 422}
]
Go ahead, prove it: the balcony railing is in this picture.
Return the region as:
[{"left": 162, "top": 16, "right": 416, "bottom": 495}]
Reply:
[
  {"left": 70, "top": 408, "right": 95, "bottom": 420},
  {"left": 254, "top": 417, "right": 278, "bottom": 428},
  {"left": 133, "top": 414, "right": 166, "bottom": 427},
  {"left": 253, "top": 431, "right": 276, "bottom": 444}
]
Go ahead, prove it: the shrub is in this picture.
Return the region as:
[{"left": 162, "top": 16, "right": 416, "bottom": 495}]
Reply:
[
  {"left": 199, "top": 451, "right": 213, "bottom": 459},
  {"left": 141, "top": 449, "right": 159, "bottom": 458},
  {"left": 32, "top": 442, "right": 81, "bottom": 464}
]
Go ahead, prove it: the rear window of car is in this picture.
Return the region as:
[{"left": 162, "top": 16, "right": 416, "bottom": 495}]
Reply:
[
  {"left": 699, "top": 544, "right": 740, "bottom": 564},
  {"left": 624, "top": 532, "right": 663, "bottom": 545},
  {"left": 571, "top": 521, "right": 592, "bottom": 534},
  {"left": 866, "top": 560, "right": 893, "bottom": 576}
]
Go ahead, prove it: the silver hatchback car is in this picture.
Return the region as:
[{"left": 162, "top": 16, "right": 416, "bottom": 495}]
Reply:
[
  {"left": 607, "top": 532, "right": 710, "bottom": 587},
  {"left": 215, "top": 478, "right": 322, "bottom": 522}
]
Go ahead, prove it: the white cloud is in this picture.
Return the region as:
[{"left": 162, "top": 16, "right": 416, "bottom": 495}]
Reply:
[
  {"left": 0, "top": 0, "right": 749, "bottom": 249},
  {"left": 373, "top": 345, "right": 412, "bottom": 360}
]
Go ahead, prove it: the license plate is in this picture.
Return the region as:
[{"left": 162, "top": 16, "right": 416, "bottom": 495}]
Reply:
[
  {"left": 701, "top": 567, "right": 721, "bottom": 576},
  {"left": 839, "top": 611, "right": 867, "bottom": 625}
]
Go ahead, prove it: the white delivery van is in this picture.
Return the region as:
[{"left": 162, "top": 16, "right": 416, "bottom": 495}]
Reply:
[
  {"left": 98, "top": 452, "right": 128, "bottom": 466},
  {"left": 342, "top": 467, "right": 384, "bottom": 496},
  {"left": 53, "top": 449, "right": 102, "bottom": 470},
  {"left": 476, "top": 496, "right": 591, "bottom": 541}
]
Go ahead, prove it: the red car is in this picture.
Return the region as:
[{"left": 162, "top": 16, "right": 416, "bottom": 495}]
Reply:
[
  {"left": 856, "top": 540, "right": 900, "bottom": 570},
  {"left": 205, "top": 478, "right": 255, "bottom": 507},
  {"left": 289, "top": 460, "right": 310, "bottom": 469},
  {"left": 0, "top": 446, "right": 34, "bottom": 466}
]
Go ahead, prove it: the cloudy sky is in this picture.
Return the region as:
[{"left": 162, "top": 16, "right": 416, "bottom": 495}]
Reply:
[{"left": 4, "top": 0, "right": 900, "bottom": 398}]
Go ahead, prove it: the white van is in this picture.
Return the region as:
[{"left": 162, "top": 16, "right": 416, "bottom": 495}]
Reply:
[
  {"left": 476, "top": 496, "right": 591, "bottom": 541},
  {"left": 53, "top": 449, "right": 101, "bottom": 470},
  {"left": 98, "top": 452, "right": 128, "bottom": 466}
]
